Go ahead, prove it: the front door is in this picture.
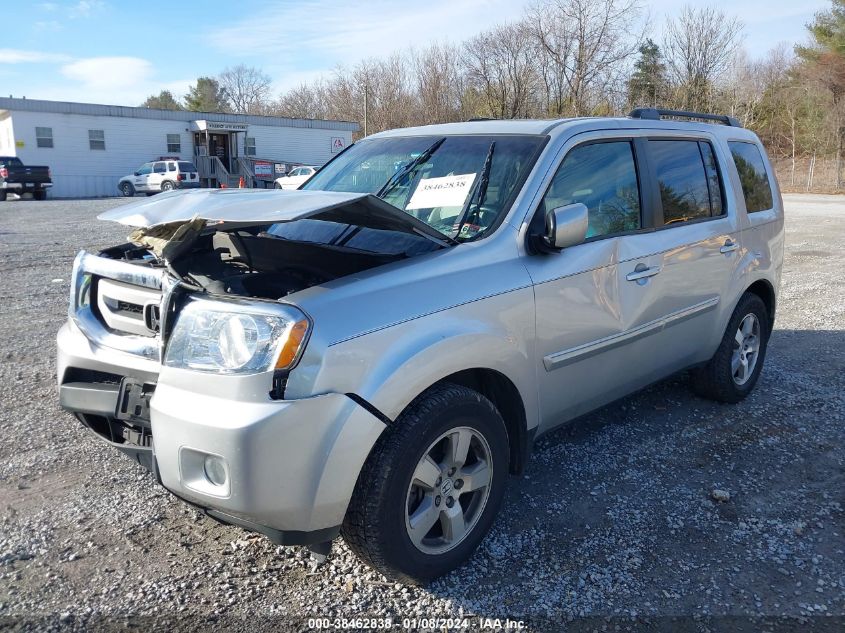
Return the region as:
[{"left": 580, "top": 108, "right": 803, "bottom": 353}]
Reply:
[
  {"left": 524, "top": 137, "right": 650, "bottom": 431},
  {"left": 209, "top": 133, "right": 231, "bottom": 172}
]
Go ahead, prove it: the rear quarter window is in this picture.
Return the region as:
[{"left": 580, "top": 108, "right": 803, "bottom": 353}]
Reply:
[
  {"left": 728, "top": 142, "right": 773, "bottom": 213},
  {"left": 178, "top": 162, "right": 197, "bottom": 172}
]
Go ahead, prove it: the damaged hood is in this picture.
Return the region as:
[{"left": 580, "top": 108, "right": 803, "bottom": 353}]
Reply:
[{"left": 97, "top": 188, "right": 453, "bottom": 245}]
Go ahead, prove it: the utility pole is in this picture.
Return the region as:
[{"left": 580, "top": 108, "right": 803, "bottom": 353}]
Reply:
[{"left": 363, "top": 83, "right": 369, "bottom": 137}]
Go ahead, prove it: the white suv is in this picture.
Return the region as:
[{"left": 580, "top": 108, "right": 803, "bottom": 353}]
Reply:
[{"left": 118, "top": 160, "right": 199, "bottom": 196}]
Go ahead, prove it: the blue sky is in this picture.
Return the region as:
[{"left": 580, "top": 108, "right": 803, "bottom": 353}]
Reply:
[{"left": 0, "top": 0, "right": 831, "bottom": 107}]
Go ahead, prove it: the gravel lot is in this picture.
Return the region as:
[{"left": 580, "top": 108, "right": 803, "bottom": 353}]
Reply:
[{"left": 0, "top": 193, "right": 843, "bottom": 631}]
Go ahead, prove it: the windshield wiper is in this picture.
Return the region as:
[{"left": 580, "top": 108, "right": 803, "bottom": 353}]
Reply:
[
  {"left": 454, "top": 141, "right": 495, "bottom": 240},
  {"left": 375, "top": 137, "right": 446, "bottom": 199}
]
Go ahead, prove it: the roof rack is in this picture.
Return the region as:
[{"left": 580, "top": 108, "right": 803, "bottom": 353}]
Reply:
[{"left": 628, "top": 108, "right": 742, "bottom": 128}]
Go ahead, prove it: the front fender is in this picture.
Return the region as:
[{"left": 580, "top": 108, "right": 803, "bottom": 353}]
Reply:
[{"left": 310, "top": 286, "right": 538, "bottom": 429}]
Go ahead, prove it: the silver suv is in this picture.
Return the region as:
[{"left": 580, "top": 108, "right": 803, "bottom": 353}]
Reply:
[{"left": 58, "top": 109, "right": 783, "bottom": 583}]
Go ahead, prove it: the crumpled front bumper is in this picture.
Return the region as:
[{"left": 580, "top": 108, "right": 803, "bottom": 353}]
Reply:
[{"left": 56, "top": 320, "right": 386, "bottom": 543}]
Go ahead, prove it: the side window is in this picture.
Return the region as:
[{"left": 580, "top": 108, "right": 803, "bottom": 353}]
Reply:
[
  {"left": 540, "top": 141, "right": 641, "bottom": 239},
  {"left": 136, "top": 163, "right": 152, "bottom": 175},
  {"left": 699, "top": 142, "right": 724, "bottom": 216},
  {"left": 168, "top": 162, "right": 176, "bottom": 171},
  {"left": 153, "top": 162, "right": 166, "bottom": 173},
  {"left": 88, "top": 129, "right": 105, "bottom": 150},
  {"left": 728, "top": 141, "right": 774, "bottom": 213},
  {"left": 650, "top": 140, "right": 713, "bottom": 225}
]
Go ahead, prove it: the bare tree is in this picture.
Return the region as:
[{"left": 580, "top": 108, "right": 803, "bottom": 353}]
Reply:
[
  {"left": 411, "top": 43, "right": 467, "bottom": 124},
  {"left": 219, "top": 64, "right": 272, "bottom": 114},
  {"left": 663, "top": 6, "right": 743, "bottom": 111},
  {"left": 273, "top": 80, "right": 330, "bottom": 120},
  {"left": 463, "top": 21, "right": 538, "bottom": 119},
  {"left": 528, "top": 0, "right": 646, "bottom": 116}
]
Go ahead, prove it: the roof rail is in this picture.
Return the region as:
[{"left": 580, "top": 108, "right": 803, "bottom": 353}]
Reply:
[{"left": 628, "top": 108, "right": 742, "bottom": 128}]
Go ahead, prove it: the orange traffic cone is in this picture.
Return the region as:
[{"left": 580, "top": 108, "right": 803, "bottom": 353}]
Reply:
[
  {"left": 219, "top": 183, "right": 227, "bottom": 188},
  {"left": 238, "top": 176, "right": 245, "bottom": 188}
]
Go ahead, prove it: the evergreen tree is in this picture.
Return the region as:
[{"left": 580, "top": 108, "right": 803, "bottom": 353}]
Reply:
[
  {"left": 140, "top": 90, "right": 183, "bottom": 110},
  {"left": 184, "top": 77, "right": 229, "bottom": 112},
  {"left": 627, "top": 39, "right": 667, "bottom": 108}
]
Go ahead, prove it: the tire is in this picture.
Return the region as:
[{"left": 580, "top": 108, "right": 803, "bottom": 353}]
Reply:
[
  {"left": 145, "top": 192, "right": 155, "bottom": 196},
  {"left": 342, "top": 382, "right": 509, "bottom": 584},
  {"left": 274, "top": 183, "right": 282, "bottom": 189},
  {"left": 691, "top": 292, "right": 770, "bottom": 403},
  {"left": 0, "top": 190, "right": 6, "bottom": 202},
  {"left": 33, "top": 190, "right": 47, "bottom": 201},
  {"left": 120, "top": 182, "right": 135, "bottom": 197},
  {"left": 161, "top": 180, "right": 174, "bottom": 192}
]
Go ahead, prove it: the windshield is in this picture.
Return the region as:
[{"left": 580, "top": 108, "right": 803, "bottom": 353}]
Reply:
[{"left": 301, "top": 135, "right": 545, "bottom": 240}]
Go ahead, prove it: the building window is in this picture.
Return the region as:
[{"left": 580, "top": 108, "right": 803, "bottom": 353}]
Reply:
[
  {"left": 88, "top": 129, "right": 105, "bottom": 150},
  {"left": 244, "top": 137, "right": 256, "bottom": 156},
  {"left": 166, "top": 133, "right": 181, "bottom": 153},
  {"left": 36, "top": 127, "right": 54, "bottom": 148}
]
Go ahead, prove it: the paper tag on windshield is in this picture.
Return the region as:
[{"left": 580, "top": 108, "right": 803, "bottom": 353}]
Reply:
[{"left": 406, "top": 173, "right": 476, "bottom": 210}]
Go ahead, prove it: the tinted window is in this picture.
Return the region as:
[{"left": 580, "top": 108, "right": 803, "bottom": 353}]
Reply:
[
  {"left": 153, "top": 162, "right": 166, "bottom": 173},
  {"left": 651, "top": 140, "right": 712, "bottom": 225},
  {"left": 178, "top": 162, "right": 197, "bottom": 172},
  {"left": 167, "top": 162, "right": 176, "bottom": 171},
  {"left": 699, "top": 142, "right": 724, "bottom": 216},
  {"left": 729, "top": 142, "right": 773, "bottom": 213},
  {"left": 541, "top": 141, "right": 641, "bottom": 238},
  {"left": 136, "top": 163, "right": 153, "bottom": 175}
]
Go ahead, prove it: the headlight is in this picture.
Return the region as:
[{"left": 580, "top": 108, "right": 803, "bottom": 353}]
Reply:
[{"left": 164, "top": 299, "right": 309, "bottom": 374}]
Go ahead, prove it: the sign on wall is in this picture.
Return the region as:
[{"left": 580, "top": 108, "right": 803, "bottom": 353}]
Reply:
[
  {"left": 15, "top": 140, "right": 24, "bottom": 148},
  {"left": 254, "top": 161, "right": 273, "bottom": 178},
  {"left": 274, "top": 163, "right": 287, "bottom": 175},
  {"left": 331, "top": 136, "right": 346, "bottom": 153}
]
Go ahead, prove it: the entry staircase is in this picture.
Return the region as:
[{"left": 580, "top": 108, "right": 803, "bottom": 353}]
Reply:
[{"left": 194, "top": 156, "right": 282, "bottom": 189}]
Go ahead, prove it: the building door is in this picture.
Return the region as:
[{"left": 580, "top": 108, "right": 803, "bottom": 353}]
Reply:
[{"left": 209, "top": 133, "right": 231, "bottom": 172}]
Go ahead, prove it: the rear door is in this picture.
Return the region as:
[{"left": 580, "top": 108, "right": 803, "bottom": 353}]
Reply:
[{"left": 619, "top": 135, "right": 743, "bottom": 378}]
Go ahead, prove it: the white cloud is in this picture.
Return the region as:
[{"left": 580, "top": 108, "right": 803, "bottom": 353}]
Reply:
[
  {"left": 211, "top": 0, "right": 526, "bottom": 61},
  {"left": 0, "top": 49, "right": 72, "bottom": 64},
  {"left": 61, "top": 56, "right": 153, "bottom": 89},
  {"left": 34, "top": 20, "right": 64, "bottom": 32},
  {"left": 70, "top": 0, "right": 106, "bottom": 18}
]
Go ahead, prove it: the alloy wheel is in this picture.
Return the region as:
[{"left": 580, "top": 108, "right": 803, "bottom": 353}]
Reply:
[
  {"left": 405, "top": 426, "right": 493, "bottom": 555},
  {"left": 732, "top": 313, "right": 761, "bottom": 386}
]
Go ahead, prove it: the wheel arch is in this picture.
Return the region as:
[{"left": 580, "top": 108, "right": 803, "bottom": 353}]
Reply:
[
  {"left": 432, "top": 368, "right": 531, "bottom": 475},
  {"left": 745, "top": 278, "right": 776, "bottom": 333}
]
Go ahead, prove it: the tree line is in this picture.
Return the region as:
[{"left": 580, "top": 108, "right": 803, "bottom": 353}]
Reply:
[{"left": 142, "top": 0, "right": 845, "bottom": 190}]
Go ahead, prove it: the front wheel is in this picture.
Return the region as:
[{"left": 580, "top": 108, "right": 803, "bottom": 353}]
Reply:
[
  {"left": 120, "top": 182, "right": 134, "bottom": 197},
  {"left": 691, "top": 292, "right": 770, "bottom": 403},
  {"left": 342, "top": 383, "right": 509, "bottom": 584}
]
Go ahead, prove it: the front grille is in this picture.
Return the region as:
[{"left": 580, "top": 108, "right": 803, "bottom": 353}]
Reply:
[
  {"left": 95, "top": 278, "right": 162, "bottom": 337},
  {"left": 63, "top": 367, "right": 122, "bottom": 385}
]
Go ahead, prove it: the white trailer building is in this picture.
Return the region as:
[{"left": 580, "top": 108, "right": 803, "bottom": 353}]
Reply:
[{"left": 0, "top": 97, "right": 357, "bottom": 198}]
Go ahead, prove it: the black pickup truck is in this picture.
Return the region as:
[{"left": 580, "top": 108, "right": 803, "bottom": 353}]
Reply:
[{"left": 0, "top": 156, "right": 52, "bottom": 201}]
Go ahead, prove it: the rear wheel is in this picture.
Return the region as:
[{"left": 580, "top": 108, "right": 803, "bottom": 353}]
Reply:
[
  {"left": 33, "top": 189, "right": 47, "bottom": 201},
  {"left": 342, "top": 383, "right": 509, "bottom": 584},
  {"left": 161, "top": 180, "right": 174, "bottom": 192},
  {"left": 120, "top": 182, "right": 134, "bottom": 197},
  {"left": 0, "top": 190, "right": 6, "bottom": 202},
  {"left": 691, "top": 292, "right": 770, "bottom": 403}
]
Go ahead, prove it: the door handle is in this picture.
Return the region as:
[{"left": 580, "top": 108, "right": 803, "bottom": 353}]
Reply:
[
  {"left": 626, "top": 265, "right": 661, "bottom": 282},
  {"left": 720, "top": 239, "right": 739, "bottom": 254}
]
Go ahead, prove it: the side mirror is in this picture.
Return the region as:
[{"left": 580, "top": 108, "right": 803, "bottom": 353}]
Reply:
[
  {"left": 544, "top": 203, "right": 588, "bottom": 250},
  {"left": 134, "top": 171, "right": 140, "bottom": 176}
]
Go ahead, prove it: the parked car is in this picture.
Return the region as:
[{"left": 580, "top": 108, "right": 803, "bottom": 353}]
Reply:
[
  {"left": 118, "top": 159, "right": 199, "bottom": 196},
  {"left": 57, "top": 109, "right": 783, "bottom": 583},
  {"left": 274, "top": 165, "right": 316, "bottom": 190},
  {"left": 0, "top": 156, "right": 52, "bottom": 201}
]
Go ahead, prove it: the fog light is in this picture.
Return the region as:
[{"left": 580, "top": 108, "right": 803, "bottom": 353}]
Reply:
[{"left": 203, "top": 455, "right": 228, "bottom": 487}]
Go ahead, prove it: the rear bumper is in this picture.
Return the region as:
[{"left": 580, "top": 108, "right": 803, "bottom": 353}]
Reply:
[
  {"left": 1, "top": 182, "right": 51, "bottom": 191},
  {"left": 175, "top": 182, "right": 201, "bottom": 189},
  {"left": 56, "top": 320, "right": 385, "bottom": 540}
]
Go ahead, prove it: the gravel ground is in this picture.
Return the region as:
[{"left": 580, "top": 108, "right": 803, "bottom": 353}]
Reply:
[{"left": 0, "top": 194, "right": 843, "bottom": 632}]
